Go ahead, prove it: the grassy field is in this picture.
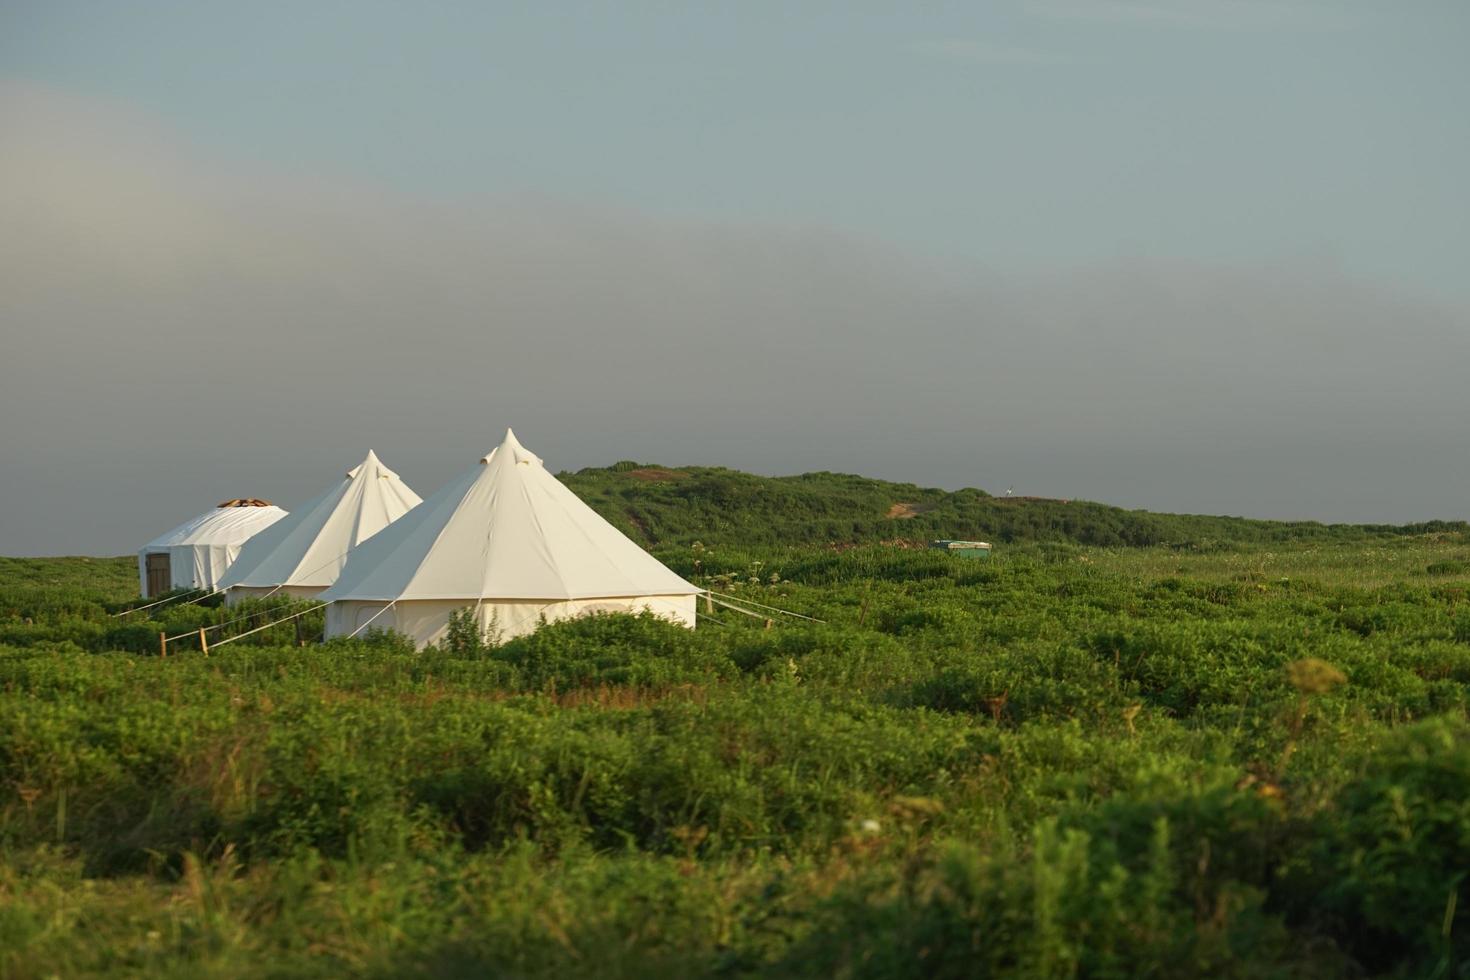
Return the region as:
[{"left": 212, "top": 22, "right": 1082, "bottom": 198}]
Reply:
[{"left": 3, "top": 472, "right": 1470, "bottom": 977}]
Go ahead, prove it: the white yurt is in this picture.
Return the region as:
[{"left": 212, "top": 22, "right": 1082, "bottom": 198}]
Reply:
[
  {"left": 138, "top": 499, "right": 288, "bottom": 597},
  {"left": 320, "top": 429, "right": 701, "bottom": 648},
  {"left": 219, "top": 450, "right": 423, "bottom": 604}
]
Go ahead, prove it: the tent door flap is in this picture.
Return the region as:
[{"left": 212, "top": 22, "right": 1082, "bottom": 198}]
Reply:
[{"left": 145, "top": 553, "right": 171, "bottom": 597}]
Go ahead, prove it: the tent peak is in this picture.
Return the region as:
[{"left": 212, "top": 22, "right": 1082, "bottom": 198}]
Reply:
[
  {"left": 219, "top": 451, "right": 421, "bottom": 594},
  {"left": 481, "top": 428, "right": 542, "bottom": 467},
  {"left": 347, "top": 449, "right": 385, "bottom": 479}
]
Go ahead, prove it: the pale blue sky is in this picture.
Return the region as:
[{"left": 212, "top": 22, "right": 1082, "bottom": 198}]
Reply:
[
  {"left": 2, "top": 2, "right": 1468, "bottom": 554},
  {"left": 7, "top": 1, "right": 1468, "bottom": 298}
]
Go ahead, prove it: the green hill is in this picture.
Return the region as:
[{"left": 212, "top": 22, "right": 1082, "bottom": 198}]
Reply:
[{"left": 561, "top": 462, "right": 1465, "bottom": 550}]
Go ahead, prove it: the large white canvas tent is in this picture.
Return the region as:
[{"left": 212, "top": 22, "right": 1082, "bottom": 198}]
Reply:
[
  {"left": 321, "top": 430, "right": 701, "bottom": 648},
  {"left": 219, "top": 451, "right": 423, "bottom": 604},
  {"left": 138, "top": 499, "right": 288, "bottom": 597}
]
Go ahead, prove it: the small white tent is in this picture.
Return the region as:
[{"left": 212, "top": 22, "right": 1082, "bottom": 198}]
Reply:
[
  {"left": 138, "top": 499, "right": 288, "bottom": 597},
  {"left": 321, "top": 429, "right": 701, "bottom": 648},
  {"left": 219, "top": 451, "right": 423, "bottom": 604}
]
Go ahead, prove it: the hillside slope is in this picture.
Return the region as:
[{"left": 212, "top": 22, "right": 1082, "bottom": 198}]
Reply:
[{"left": 561, "top": 462, "right": 1465, "bottom": 550}]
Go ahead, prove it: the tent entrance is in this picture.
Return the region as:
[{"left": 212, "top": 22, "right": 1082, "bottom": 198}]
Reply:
[{"left": 145, "top": 553, "right": 171, "bottom": 597}]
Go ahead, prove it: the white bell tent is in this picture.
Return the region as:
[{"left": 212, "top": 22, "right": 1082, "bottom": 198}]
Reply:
[
  {"left": 320, "top": 429, "right": 701, "bottom": 648},
  {"left": 219, "top": 451, "right": 423, "bottom": 604},
  {"left": 138, "top": 499, "right": 288, "bottom": 597}
]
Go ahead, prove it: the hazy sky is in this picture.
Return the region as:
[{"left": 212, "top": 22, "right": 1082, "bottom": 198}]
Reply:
[{"left": 2, "top": 1, "right": 1468, "bottom": 555}]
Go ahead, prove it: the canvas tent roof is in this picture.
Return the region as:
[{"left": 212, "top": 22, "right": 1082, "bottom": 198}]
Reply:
[
  {"left": 138, "top": 499, "right": 288, "bottom": 594},
  {"left": 321, "top": 429, "right": 699, "bottom": 603},
  {"left": 219, "top": 450, "right": 422, "bottom": 592},
  {"left": 142, "top": 500, "right": 287, "bottom": 552}
]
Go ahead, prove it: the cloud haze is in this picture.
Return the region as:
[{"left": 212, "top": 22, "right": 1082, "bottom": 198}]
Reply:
[
  {"left": 1024, "top": 0, "right": 1354, "bottom": 30},
  {"left": 1, "top": 81, "right": 1466, "bottom": 555}
]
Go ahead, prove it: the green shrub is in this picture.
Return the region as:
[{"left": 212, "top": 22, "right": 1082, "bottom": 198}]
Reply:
[
  {"left": 492, "top": 612, "right": 738, "bottom": 689},
  {"left": 776, "top": 821, "right": 1317, "bottom": 979},
  {"left": 2, "top": 536, "right": 1470, "bottom": 976},
  {"left": 1302, "top": 718, "right": 1470, "bottom": 972},
  {"left": 1426, "top": 560, "right": 1470, "bottom": 576}
]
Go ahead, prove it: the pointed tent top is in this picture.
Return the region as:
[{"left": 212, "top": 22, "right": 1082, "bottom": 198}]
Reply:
[
  {"left": 346, "top": 448, "right": 389, "bottom": 480},
  {"left": 482, "top": 428, "right": 541, "bottom": 467},
  {"left": 326, "top": 429, "right": 696, "bottom": 603},
  {"left": 220, "top": 450, "right": 422, "bottom": 591}
]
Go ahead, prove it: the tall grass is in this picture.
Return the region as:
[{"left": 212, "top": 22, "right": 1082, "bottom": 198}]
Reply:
[{"left": 3, "top": 535, "right": 1470, "bottom": 975}]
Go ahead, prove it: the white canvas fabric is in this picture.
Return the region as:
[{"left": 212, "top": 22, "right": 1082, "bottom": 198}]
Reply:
[
  {"left": 321, "top": 429, "right": 700, "bottom": 646},
  {"left": 219, "top": 451, "right": 422, "bottom": 604},
  {"left": 138, "top": 502, "right": 288, "bottom": 596}
]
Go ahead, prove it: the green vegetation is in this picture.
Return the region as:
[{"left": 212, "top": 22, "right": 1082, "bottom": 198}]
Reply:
[
  {"left": 562, "top": 462, "right": 1466, "bottom": 549},
  {"left": 2, "top": 469, "right": 1469, "bottom": 977}
]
